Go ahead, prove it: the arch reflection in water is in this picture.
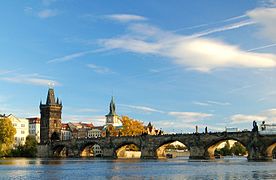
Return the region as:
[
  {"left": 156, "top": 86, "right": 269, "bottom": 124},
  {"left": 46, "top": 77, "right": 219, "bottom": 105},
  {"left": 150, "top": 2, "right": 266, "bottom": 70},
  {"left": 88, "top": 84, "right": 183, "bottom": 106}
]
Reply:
[{"left": 156, "top": 141, "right": 189, "bottom": 159}]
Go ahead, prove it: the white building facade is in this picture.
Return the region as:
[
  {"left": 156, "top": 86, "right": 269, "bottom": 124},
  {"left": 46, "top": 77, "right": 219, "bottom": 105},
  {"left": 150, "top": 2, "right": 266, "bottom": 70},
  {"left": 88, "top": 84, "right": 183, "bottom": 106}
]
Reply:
[
  {"left": 6, "top": 115, "right": 29, "bottom": 146},
  {"left": 61, "top": 123, "right": 72, "bottom": 140},
  {"left": 27, "top": 118, "right": 40, "bottom": 143},
  {"left": 87, "top": 128, "right": 102, "bottom": 138},
  {"left": 93, "top": 144, "right": 103, "bottom": 157}
]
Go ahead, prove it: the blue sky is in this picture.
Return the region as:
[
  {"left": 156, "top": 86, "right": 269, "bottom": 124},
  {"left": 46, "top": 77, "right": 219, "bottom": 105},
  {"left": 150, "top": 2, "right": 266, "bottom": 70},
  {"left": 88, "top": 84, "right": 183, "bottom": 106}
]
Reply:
[{"left": 1, "top": 0, "right": 276, "bottom": 133}]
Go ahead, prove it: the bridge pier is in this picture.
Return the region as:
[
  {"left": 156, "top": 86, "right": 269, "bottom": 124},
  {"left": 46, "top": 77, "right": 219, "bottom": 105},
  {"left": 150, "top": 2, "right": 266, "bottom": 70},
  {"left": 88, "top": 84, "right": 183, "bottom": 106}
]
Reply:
[
  {"left": 140, "top": 148, "right": 157, "bottom": 159},
  {"left": 247, "top": 146, "right": 273, "bottom": 161},
  {"left": 189, "top": 145, "right": 206, "bottom": 159},
  {"left": 37, "top": 144, "right": 52, "bottom": 158},
  {"left": 247, "top": 133, "right": 273, "bottom": 161},
  {"left": 102, "top": 147, "right": 115, "bottom": 158}
]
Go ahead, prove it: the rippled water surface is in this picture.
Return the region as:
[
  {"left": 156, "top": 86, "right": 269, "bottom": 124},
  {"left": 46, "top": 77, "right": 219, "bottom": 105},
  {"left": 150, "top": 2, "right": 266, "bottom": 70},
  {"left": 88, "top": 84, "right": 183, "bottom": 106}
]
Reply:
[{"left": 0, "top": 157, "right": 276, "bottom": 179}]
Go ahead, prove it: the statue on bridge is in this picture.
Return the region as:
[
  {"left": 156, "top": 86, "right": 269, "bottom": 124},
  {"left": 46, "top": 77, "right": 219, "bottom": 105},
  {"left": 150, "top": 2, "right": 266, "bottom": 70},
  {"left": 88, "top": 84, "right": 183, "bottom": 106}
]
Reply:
[{"left": 252, "top": 121, "right": 258, "bottom": 132}]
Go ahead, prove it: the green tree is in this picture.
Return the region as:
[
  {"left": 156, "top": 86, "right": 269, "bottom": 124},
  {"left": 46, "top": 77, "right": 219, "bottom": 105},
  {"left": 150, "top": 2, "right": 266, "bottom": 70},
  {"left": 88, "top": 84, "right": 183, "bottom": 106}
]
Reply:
[
  {"left": 0, "top": 117, "right": 16, "bottom": 156},
  {"left": 231, "top": 142, "right": 247, "bottom": 156},
  {"left": 10, "top": 135, "right": 37, "bottom": 157},
  {"left": 23, "top": 135, "right": 37, "bottom": 157},
  {"left": 219, "top": 140, "right": 232, "bottom": 156}
]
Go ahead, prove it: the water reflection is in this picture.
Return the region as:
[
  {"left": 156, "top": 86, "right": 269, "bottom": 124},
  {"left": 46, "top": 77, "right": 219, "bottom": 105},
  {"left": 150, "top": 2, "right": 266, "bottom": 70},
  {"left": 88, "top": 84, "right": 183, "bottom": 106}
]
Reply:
[{"left": 0, "top": 158, "right": 275, "bottom": 179}]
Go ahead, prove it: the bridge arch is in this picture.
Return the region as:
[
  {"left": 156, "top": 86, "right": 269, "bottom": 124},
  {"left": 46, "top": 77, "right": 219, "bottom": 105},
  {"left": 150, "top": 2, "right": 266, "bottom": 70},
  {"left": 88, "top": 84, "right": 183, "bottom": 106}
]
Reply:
[
  {"left": 265, "top": 142, "right": 276, "bottom": 159},
  {"left": 52, "top": 144, "right": 72, "bottom": 157},
  {"left": 114, "top": 142, "right": 141, "bottom": 159},
  {"left": 205, "top": 138, "right": 248, "bottom": 159},
  {"left": 79, "top": 142, "right": 103, "bottom": 157},
  {"left": 155, "top": 140, "right": 190, "bottom": 159}
]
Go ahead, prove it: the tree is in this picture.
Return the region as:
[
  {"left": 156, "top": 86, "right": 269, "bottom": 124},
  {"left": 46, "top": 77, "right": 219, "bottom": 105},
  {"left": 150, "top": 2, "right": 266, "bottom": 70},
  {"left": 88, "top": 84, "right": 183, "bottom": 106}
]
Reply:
[
  {"left": 219, "top": 140, "right": 232, "bottom": 156},
  {"left": 23, "top": 135, "right": 37, "bottom": 157},
  {"left": 0, "top": 117, "right": 16, "bottom": 156},
  {"left": 10, "top": 135, "right": 37, "bottom": 157},
  {"left": 231, "top": 142, "right": 247, "bottom": 156},
  {"left": 119, "top": 116, "right": 145, "bottom": 136}
]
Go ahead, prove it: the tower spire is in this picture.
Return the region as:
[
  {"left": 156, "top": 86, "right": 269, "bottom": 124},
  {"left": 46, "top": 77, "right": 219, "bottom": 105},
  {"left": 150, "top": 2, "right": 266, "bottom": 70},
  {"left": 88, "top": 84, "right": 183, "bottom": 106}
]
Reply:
[
  {"left": 46, "top": 88, "right": 56, "bottom": 105},
  {"left": 109, "top": 96, "right": 116, "bottom": 116}
]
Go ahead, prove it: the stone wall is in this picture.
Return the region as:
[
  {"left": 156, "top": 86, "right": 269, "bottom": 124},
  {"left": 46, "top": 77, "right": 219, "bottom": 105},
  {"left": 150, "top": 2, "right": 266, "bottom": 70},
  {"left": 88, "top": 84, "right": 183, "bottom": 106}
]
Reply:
[{"left": 37, "top": 144, "right": 51, "bottom": 158}]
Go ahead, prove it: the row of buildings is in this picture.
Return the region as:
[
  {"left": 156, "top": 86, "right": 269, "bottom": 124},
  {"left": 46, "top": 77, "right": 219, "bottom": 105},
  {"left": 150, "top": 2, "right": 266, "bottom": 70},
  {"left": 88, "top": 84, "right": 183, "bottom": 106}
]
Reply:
[{"left": 0, "top": 88, "right": 161, "bottom": 148}]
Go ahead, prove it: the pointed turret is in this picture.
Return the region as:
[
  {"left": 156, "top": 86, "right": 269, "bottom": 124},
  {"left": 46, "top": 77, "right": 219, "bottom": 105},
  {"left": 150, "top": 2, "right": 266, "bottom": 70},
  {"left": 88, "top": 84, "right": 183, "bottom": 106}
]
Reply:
[
  {"left": 46, "top": 88, "right": 56, "bottom": 105},
  {"left": 108, "top": 96, "right": 117, "bottom": 116}
]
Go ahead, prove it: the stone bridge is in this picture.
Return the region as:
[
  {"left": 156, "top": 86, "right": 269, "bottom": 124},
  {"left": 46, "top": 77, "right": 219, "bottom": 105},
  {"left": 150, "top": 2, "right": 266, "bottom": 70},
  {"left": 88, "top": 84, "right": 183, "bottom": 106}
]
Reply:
[{"left": 38, "top": 131, "right": 276, "bottom": 161}]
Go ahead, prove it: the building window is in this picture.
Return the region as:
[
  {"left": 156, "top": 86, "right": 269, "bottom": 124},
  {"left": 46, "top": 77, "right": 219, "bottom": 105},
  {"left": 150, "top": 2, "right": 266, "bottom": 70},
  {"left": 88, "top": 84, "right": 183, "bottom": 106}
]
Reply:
[
  {"left": 21, "top": 124, "right": 25, "bottom": 127},
  {"left": 21, "top": 137, "right": 24, "bottom": 141},
  {"left": 21, "top": 130, "right": 25, "bottom": 134},
  {"left": 13, "top": 123, "right": 17, "bottom": 126}
]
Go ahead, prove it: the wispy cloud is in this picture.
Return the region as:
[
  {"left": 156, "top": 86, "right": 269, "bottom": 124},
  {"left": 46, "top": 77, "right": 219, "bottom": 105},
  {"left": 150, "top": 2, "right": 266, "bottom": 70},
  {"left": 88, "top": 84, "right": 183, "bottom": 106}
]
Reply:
[
  {"left": 190, "top": 20, "right": 255, "bottom": 38},
  {"left": 119, "top": 104, "right": 164, "bottom": 113},
  {"left": 168, "top": 111, "right": 213, "bottom": 122},
  {"left": 24, "top": 7, "right": 33, "bottom": 14},
  {"left": 173, "top": 14, "right": 248, "bottom": 32},
  {"left": 1, "top": 73, "right": 61, "bottom": 87},
  {"left": 193, "top": 101, "right": 210, "bottom": 106},
  {"left": 258, "top": 91, "right": 276, "bottom": 102},
  {"left": 206, "top": 101, "right": 231, "bottom": 106},
  {"left": 42, "top": 0, "right": 57, "bottom": 6},
  {"left": 193, "top": 100, "right": 231, "bottom": 106},
  {"left": 63, "top": 115, "right": 105, "bottom": 126},
  {"left": 99, "top": 22, "right": 276, "bottom": 72},
  {"left": 47, "top": 48, "right": 106, "bottom": 63},
  {"left": 38, "top": 9, "right": 58, "bottom": 18},
  {"left": 0, "top": 69, "right": 16, "bottom": 75},
  {"left": 64, "top": 107, "right": 100, "bottom": 114},
  {"left": 87, "top": 64, "right": 112, "bottom": 74},
  {"left": 247, "top": 7, "right": 276, "bottom": 42},
  {"left": 231, "top": 114, "right": 266, "bottom": 124},
  {"left": 227, "top": 84, "right": 255, "bottom": 94},
  {"left": 260, "top": 0, "right": 276, "bottom": 8},
  {"left": 247, "top": 43, "right": 276, "bottom": 52},
  {"left": 220, "top": 15, "right": 248, "bottom": 23},
  {"left": 104, "top": 14, "right": 147, "bottom": 23},
  {"left": 230, "top": 108, "right": 276, "bottom": 124}
]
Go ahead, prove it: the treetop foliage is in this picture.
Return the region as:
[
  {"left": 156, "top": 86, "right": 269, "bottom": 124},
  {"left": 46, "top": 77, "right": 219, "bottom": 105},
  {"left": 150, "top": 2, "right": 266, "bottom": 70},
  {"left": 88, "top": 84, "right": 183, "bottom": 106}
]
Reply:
[{"left": 0, "top": 117, "right": 16, "bottom": 156}]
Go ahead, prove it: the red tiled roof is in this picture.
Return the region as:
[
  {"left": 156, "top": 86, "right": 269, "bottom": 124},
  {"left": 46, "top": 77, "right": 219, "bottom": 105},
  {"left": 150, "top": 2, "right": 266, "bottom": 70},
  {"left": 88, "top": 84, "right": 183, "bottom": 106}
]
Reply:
[{"left": 27, "top": 117, "right": 40, "bottom": 124}]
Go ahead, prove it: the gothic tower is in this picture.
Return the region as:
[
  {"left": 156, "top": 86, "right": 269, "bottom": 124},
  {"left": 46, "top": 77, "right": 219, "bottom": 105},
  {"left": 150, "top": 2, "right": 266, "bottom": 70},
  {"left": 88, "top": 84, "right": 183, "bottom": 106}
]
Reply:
[
  {"left": 40, "top": 88, "right": 62, "bottom": 144},
  {"left": 105, "top": 97, "right": 121, "bottom": 126}
]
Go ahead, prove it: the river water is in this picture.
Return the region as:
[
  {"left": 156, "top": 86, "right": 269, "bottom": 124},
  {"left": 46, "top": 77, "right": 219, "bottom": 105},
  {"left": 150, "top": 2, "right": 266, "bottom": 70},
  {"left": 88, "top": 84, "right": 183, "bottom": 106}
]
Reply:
[{"left": 0, "top": 157, "right": 275, "bottom": 179}]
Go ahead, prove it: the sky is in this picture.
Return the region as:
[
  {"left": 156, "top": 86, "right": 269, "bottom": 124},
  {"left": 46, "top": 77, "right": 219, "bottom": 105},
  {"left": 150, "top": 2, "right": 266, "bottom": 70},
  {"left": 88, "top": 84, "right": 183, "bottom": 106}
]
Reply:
[{"left": 1, "top": 0, "right": 276, "bottom": 133}]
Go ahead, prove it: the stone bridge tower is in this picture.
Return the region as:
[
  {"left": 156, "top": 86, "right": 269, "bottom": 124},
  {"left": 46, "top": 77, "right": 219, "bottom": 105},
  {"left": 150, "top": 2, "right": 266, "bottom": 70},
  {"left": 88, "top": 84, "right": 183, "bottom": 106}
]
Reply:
[{"left": 40, "top": 88, "right": 62, "bottom": 144}]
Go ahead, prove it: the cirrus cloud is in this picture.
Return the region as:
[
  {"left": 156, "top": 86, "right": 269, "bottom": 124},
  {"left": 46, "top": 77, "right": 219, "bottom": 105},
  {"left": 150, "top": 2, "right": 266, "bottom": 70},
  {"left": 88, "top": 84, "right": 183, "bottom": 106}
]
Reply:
[
  {"left": 168, "top": 111, "right": 213, "bottom": 122},
  {"left": 104, "top": 14, "right": 147, "bottom": 22},
  {"left": 99, "top": 21, "right": 276, "bottom": 72},
  {"left": 38, "top": 9, "right": 58, "bottom": 18}
]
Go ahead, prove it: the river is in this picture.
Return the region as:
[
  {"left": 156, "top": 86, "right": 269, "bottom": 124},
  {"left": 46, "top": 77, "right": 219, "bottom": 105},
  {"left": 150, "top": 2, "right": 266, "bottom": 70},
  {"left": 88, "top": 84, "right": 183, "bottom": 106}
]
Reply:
[{"left": 0, "top": 157, "right": 275, "bottom": 179}]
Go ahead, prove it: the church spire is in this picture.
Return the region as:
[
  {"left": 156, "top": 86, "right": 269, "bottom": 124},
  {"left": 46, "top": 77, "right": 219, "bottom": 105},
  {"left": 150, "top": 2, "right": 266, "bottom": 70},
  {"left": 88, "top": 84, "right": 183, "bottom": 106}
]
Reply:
[{"left": 108, "top": 96, "right": 117, "bottom": 116}]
